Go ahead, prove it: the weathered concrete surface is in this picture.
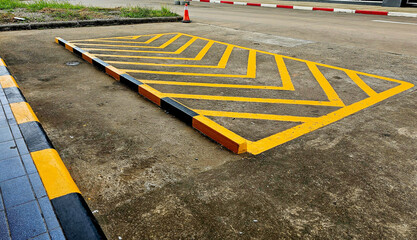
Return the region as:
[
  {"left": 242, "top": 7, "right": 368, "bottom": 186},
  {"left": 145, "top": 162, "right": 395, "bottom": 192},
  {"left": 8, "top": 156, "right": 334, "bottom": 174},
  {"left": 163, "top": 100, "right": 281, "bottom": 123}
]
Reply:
[{"left": 0, "top": 5, "right": 416, "bottom": 239}]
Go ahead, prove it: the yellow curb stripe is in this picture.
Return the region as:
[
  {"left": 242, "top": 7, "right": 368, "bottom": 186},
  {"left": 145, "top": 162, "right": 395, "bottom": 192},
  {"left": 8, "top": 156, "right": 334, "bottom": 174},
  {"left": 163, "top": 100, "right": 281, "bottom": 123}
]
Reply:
[
  {"left": 31, "top": 149, "right": 81, "bottom": 199},
  {"left": 10, "top": 102, "right": 39, "bottom": 124},
  {"left": 105, "top": 66, "right": 124, "bottom": 81},
  {"left": 0, "top": 75, "right": 19, "bottom": 88},
  {"left": 138, "top": 84, "right": 165, "bottom": 106},
  {"left": 193, "top": 115, "right": 247, "bottom": 154},
  {"left": 82, "top": 52, "right": 95, "bottom": 64}
]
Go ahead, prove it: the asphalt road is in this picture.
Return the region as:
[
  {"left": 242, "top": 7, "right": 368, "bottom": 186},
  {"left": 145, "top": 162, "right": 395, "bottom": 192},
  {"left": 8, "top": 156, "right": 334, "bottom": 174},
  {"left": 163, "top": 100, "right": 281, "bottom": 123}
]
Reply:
[{"left": 1, "top": 1, "right": 416, "bottom": 239}]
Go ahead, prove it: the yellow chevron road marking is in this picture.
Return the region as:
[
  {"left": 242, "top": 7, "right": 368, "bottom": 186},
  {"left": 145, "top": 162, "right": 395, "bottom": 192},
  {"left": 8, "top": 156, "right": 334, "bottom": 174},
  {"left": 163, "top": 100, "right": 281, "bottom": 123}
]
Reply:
[{"left": 65, "top": 32, "right": 414, "bottom": 155}]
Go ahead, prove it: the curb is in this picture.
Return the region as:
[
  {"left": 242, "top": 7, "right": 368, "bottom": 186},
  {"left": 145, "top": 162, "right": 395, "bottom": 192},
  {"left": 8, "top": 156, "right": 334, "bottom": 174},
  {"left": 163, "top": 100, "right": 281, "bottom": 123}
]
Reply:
[
  {"left": 56, "top": 37, "right": 248, "bottom": 154},
  {"left": 190, "top": 0, "right": 417, "bottom": 17},
  {"left": 0, "top": 16, "right": 183, "bottom": 32},
  {"left": 0, "top": 58, "right": 106, "bottom": 239}
]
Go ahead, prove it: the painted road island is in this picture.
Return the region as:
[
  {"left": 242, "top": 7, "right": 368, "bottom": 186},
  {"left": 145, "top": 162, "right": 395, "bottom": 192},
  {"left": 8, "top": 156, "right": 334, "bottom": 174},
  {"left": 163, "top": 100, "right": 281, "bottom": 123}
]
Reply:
[{"left": 56, "top": 33, "right": 413, "bottom": 155}]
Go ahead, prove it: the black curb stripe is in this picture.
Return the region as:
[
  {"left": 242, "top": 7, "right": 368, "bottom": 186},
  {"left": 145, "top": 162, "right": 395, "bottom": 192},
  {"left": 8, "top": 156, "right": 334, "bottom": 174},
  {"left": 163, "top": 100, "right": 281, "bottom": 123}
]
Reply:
[
  {"left": 19, "top": 121, "right": 54, "bottom": 152},
  {"left": 120, "top": 74, "right": 143, "bottom": 91},
  {"left": 58, "top": 38, "right": 67, "bottom": 47},
  {"left": 4, "top": 87, "right": 26, "bottom": 104},
  {"left": 72, "top": 46, "right": 86, "bottom": 57},
  {"left": 92, "top": 58, "right": 109, "bottom": 72},
  {"left": 0, "top": 65, "right": 10, "bottom": 76},
  {"left": 51, "top": 193, "right": 107, "bottom": 240},
  {"left": 161, "top": 97, "right": 199, "bottom": 126}
]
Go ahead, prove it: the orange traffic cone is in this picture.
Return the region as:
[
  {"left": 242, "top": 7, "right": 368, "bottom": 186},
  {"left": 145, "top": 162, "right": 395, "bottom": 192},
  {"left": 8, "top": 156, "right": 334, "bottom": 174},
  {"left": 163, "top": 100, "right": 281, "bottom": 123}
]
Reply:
[{"left": 183, "top": 3, "right": 191, "bottom": 23}]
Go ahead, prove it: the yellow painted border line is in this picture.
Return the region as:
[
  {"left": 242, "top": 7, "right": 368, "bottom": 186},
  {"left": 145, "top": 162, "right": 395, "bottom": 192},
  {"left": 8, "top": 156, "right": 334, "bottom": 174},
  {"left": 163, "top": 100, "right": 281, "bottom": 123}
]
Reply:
[{"left": 194, "top": 110, "right": 316, "bottom": 122}]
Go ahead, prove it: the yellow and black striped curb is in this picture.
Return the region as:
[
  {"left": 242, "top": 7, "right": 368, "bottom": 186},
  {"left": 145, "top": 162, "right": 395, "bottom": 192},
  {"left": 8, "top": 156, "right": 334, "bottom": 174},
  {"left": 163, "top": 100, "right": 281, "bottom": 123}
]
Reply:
[
  {"left": 0, "top": 16, "right": 182, "bottom": 32},
  {"left": 56, "top": 37, "right": 247, "bottom": 154},
  {"left": 0, "top": 57, "right": 107, "bottom": 240}
]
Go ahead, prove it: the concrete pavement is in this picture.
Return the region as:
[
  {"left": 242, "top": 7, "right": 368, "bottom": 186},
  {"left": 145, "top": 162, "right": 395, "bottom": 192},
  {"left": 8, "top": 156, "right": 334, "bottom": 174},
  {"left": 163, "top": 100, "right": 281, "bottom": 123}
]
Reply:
[{"left": 0, "top": 1, "right": 416, "bottom": 239}]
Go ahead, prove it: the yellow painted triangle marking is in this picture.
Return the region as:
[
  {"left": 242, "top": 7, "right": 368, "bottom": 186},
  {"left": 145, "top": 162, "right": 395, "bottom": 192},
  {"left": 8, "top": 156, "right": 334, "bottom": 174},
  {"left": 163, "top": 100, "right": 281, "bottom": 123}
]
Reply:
[
  {"left": 307, "top": 62, "right": 345, "bottom": 107},
  {"left": 93, "top": 40, "right": 214, "bottom": 61},
  {"left": 194, "top": 110, "right": 316, "bottom": 122},
  {"left": 72, "top": 34, "right": 181, "bottom": 49},
  {"left": 140, "top": 80, "right": 292, "bottom": 90},
  {"left": 247, "top": 80, "right": 414, "bottom": 154},
  {"left": 165, "top": 93, "right": 344, "bottom": 107},
  {"left": 83, "top": 36, "right": 198, "bottom": 54},
  {"left": 121, "top": 49, "right": 257, "bottom": 78},
  {"left": 105, "top": 44, "right": 234, "bottom": 68}
]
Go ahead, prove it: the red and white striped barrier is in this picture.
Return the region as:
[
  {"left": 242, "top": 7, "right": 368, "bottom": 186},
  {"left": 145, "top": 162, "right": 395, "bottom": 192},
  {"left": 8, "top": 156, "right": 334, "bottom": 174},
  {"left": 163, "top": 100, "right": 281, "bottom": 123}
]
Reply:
[{"left": 190, "top": 0, "right": 417, "bottom": 17}]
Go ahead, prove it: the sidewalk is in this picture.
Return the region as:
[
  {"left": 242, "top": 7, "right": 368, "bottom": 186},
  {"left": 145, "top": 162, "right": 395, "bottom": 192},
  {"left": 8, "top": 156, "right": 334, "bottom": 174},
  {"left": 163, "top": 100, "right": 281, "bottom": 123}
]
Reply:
[
  {"left": 0, "top": 58, "right": 106, "bottom": 240},
  {"left": 0, "top": 60, "right": 65, "bottom": 239}
]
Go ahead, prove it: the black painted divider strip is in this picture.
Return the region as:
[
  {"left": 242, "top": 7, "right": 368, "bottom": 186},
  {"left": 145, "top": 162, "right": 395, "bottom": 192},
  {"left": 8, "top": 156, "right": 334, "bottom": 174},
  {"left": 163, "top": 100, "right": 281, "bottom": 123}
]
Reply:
[
  {"left": 73, "top": 47, "right": 86, "bottom": 57},
  {"left": 51, "top": 193, "right": 106, "bottom": 240},
  {"left": 120, "top": 74, "right": 143, "bottom": 91},
  {"left": 92, "top": 58, "right": 109, "bottom": 72},
  {"left": 161, "top": 97, "right": 199, "bottom": 126},
  {"left": 19, "top": 121, "right": 54, "bottom": 152},
  {"left": 58, "top": 38, "right": 67, "bottom": 47},
  {"left": 4, "top": 87, "right": 26, "bottom": 104}
]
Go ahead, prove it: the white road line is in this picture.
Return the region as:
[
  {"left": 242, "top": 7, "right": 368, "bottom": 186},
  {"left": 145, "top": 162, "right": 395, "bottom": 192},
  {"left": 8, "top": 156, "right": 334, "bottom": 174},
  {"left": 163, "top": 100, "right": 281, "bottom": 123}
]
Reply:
[{"left": 372, "top": 20, "right": 417, "bottom": 25}]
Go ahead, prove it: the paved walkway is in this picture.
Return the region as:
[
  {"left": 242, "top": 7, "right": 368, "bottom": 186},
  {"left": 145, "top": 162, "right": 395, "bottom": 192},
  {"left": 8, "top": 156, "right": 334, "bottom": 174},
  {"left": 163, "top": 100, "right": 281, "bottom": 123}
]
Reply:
[{"left": 0, "top": 66, "right": 65, "bottom": 239}]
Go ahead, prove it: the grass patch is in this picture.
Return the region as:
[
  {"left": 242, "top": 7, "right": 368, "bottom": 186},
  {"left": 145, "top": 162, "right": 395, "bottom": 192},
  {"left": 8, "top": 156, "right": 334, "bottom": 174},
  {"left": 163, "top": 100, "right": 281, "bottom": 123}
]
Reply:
[
  {"left": 120, "top": 6, "right": 178, "bottom": 18},
  {"left": 0, "top": 0, "right": 178, "bottom": 22}
]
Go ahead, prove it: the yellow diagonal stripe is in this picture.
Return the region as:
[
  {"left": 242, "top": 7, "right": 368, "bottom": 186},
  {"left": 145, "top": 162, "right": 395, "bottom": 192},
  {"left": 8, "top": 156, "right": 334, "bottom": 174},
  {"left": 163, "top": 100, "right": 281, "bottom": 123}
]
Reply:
[{"left": 307, "top": 62, "right": 345, "bottom": 107}]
